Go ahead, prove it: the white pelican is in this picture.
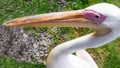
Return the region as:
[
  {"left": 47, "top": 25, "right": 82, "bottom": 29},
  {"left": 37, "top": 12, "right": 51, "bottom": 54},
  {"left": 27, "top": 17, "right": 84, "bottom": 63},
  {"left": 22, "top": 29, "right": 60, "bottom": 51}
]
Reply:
[{"left": 3, "top": 3, "right": 120, "bottom": 68}]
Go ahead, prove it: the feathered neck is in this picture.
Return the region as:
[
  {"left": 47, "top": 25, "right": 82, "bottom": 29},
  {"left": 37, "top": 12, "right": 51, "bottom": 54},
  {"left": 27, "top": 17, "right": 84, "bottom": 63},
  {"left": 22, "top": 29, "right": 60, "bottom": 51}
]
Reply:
[{"left": 49, "top": 30, "right": 119, "bottom": 57}]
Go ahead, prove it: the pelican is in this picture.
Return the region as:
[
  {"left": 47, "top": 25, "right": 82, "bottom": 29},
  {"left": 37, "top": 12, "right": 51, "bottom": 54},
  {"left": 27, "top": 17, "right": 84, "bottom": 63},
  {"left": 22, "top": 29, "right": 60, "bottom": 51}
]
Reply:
[{"left": 3, "top": 3, "right": 120, "bottom": 68}]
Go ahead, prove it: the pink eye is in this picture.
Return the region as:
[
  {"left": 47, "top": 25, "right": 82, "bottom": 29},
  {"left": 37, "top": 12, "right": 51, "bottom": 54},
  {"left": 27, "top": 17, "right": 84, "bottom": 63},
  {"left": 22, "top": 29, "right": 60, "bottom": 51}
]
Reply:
[
  {"left": 83, "top": 10, "right": 106, "bottom": 24},
  {"left": 95, "top": 15, "right": 99, "bottom": 18}
]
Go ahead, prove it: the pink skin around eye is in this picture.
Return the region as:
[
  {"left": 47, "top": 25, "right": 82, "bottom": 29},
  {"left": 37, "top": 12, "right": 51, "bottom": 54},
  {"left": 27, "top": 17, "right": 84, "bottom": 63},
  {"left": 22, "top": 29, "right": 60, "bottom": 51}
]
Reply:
[{"left": 82, "top": 10, "right": 106, "bottom": 24}]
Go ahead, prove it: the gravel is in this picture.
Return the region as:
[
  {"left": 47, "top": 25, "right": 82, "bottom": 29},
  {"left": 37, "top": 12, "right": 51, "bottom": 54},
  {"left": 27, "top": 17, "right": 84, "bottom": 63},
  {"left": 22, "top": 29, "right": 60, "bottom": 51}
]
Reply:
[{"left": 0, "top": 26, "right": 54, "bottom": 63}]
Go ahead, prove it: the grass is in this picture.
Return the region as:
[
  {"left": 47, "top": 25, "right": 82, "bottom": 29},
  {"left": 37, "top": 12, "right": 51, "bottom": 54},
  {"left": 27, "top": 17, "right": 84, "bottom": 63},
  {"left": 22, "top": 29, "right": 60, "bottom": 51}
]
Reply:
[
  {"left": 0, "top": 56, "right": 46, "bottom": 68},
  {"left": 0, "top": 0, "right": 120, "bottom": 68}
]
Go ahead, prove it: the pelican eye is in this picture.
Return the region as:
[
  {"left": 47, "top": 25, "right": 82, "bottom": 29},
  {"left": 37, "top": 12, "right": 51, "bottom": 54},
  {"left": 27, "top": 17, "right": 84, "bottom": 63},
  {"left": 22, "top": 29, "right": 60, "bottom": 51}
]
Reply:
[{"left": 95, "top": 15, "right": 99, "bottom": 18}]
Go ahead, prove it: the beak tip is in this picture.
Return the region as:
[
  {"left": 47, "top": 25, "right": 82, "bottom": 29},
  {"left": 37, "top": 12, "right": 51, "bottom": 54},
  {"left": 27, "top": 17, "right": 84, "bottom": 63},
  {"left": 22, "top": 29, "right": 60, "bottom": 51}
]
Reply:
[
  {"left": 3, "top": 20, "right": 14, "bottom": 26},
  {"left": 2, "top": 22, "right": 8, "bottom": 26}
]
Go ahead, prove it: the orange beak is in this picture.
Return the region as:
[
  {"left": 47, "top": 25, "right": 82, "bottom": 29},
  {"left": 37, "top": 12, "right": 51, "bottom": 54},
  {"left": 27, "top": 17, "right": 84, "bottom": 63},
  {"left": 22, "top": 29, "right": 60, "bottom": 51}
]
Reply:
[
  {"left": 3, "top": 10, "right": 111, "bottom": 36},
  {"left": 3, "top": 10, "right": 95, "bottom": 28}
]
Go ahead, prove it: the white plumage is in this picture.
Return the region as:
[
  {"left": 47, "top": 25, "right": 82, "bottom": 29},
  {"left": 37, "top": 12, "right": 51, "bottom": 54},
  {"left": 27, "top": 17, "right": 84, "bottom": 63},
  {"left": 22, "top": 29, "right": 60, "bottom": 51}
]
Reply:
[{"left": 47, "top": 3, "right": 120, "bottom": 68}]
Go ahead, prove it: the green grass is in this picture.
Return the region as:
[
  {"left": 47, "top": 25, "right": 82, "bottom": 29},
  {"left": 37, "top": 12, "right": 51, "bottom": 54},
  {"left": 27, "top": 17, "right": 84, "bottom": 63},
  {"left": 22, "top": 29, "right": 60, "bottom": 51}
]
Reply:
[
  {"left": 0, "top": 56, "right": 46, "bottom": 68},
  {"left": 1, "top": 0, "right": 120, "bottom": 68}
]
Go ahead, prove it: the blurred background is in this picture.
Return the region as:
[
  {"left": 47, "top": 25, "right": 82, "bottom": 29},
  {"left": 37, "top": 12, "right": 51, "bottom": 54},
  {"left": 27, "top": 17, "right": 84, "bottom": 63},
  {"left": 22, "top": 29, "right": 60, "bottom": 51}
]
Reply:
[{"left": 0, "top": 0, "right": 120, "bottom": 68}]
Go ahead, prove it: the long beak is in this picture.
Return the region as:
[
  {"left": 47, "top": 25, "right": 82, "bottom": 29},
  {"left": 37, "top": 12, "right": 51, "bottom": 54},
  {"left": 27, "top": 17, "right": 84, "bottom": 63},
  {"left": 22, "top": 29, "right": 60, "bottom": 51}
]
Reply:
[
  {"left": 3, "top": 10, "right": 111, "bottom": 36},
  {"left": 3, "top": 10, "right": 94, "bottom": 27}
]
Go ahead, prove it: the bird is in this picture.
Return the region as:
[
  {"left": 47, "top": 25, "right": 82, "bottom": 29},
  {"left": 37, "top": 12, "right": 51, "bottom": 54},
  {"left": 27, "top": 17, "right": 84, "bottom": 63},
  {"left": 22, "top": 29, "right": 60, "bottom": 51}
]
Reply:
[{"left": 3, "top": 3, "right": 120, "bottom": 68}]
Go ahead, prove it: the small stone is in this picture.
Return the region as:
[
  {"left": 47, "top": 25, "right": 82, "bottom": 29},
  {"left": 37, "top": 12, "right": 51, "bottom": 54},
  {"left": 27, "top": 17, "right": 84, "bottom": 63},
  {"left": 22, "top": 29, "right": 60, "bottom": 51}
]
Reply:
[
  {"left": 33, "top": 43, "right": 38, "bottom": 48},
  {"left": 23, "top": 33, "right": 28, "bottom": 38}
]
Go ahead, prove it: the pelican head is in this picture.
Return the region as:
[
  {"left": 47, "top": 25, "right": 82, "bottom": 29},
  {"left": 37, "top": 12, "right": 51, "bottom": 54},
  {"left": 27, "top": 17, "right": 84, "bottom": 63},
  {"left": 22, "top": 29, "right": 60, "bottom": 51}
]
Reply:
[
  {"left": 86, "top": 3, "right": 120, "bottom": 29},
  {"left": 3, "top": 3, "right": 120, "bottom": 36}
]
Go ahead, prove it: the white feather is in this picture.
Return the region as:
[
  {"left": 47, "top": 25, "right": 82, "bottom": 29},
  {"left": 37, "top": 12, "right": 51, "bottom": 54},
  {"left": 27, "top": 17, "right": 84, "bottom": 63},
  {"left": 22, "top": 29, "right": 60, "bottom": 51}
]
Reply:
[{"left": 47, "top": 3, "right": 120, "bottom": 68}]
